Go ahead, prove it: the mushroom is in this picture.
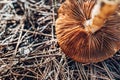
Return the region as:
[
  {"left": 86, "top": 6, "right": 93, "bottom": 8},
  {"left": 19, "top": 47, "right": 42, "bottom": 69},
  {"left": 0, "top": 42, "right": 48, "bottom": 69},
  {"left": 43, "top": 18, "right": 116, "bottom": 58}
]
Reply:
[{"left": 55, "top": 0, "right": 120, "bottom": 63}]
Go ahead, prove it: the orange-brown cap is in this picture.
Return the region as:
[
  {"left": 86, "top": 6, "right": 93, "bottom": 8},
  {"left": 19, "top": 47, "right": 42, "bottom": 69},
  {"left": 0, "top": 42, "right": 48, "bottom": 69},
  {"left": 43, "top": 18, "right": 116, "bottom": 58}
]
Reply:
[{"left": 56, "top": 0, "right": 120, "bottom": 63}]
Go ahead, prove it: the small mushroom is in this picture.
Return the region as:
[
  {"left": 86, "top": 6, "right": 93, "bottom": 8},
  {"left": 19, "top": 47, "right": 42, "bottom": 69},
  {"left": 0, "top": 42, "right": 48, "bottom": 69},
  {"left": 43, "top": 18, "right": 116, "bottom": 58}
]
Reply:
[{"left": 55, "top": 0, "right": 120, "bottom": 63}]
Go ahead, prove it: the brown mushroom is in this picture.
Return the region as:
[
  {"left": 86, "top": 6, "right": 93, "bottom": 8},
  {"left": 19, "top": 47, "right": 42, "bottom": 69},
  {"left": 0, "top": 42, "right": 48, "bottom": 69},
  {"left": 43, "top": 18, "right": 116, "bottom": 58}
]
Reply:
[{"left": 55, "top": 0, "right": 120, "bottom": 63}]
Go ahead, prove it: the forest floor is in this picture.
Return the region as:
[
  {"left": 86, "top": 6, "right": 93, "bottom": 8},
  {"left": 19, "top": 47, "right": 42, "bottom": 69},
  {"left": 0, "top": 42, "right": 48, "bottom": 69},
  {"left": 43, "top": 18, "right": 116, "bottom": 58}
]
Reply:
[{"left": 0, "top": 0, "right": 120, "bottom": 80}]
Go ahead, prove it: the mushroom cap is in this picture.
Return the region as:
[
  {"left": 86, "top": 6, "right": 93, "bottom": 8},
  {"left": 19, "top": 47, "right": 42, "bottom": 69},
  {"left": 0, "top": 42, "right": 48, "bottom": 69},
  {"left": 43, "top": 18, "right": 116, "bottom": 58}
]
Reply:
[{"left": 55, "top": 0, "right": 120, "bottom": 63}]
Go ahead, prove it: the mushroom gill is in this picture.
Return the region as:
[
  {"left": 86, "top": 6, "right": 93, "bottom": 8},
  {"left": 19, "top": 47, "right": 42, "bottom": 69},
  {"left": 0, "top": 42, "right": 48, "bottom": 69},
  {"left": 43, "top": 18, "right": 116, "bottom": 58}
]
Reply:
[{"left": 55, "top": 0, "right": 120, "bottom": 63}]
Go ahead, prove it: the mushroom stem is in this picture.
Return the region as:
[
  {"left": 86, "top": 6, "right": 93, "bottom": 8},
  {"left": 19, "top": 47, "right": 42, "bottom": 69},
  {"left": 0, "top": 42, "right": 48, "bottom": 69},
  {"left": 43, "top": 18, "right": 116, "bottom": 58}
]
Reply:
[{"left": 85, "top": 0, "right": 119, "bottom": 33}]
